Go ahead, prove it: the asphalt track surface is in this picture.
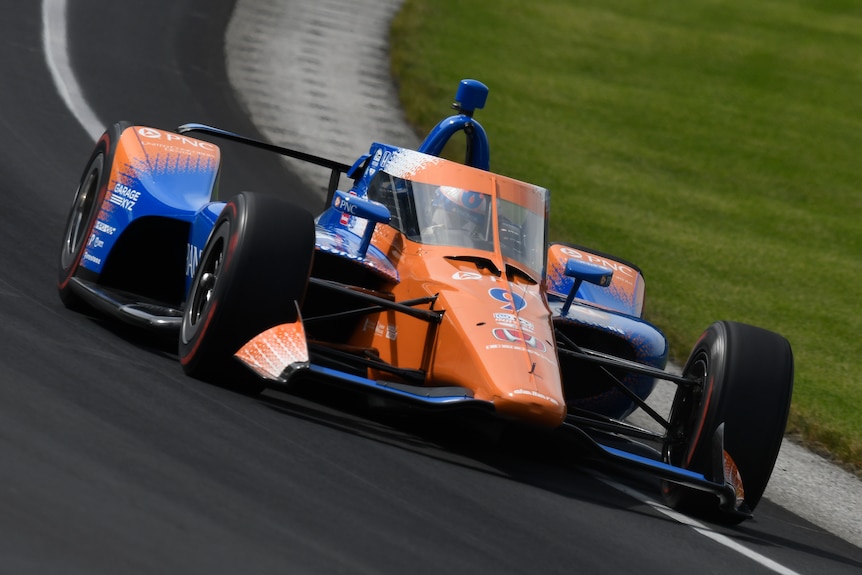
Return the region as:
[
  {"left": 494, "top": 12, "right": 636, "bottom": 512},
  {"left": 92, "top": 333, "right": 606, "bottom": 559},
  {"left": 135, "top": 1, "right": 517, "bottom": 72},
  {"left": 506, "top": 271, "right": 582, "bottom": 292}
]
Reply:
[{"left": 1, "top": 0, "right": 861, "bottom": 573}]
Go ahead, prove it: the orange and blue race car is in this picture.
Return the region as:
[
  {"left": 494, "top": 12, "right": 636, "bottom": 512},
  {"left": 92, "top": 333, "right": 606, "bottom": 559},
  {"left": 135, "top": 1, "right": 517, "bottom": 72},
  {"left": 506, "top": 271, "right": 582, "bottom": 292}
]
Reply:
[{"left": 58, "top": 79, "right": 793, "bottom": 525}]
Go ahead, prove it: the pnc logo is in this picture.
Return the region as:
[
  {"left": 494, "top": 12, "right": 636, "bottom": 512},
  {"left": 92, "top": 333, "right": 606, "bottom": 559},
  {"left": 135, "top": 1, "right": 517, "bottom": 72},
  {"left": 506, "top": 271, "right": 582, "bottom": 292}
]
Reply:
[
  {"left": 336, "top": 197, "right": 357, "bottom": 214},
  {"left": 138, "top": 127, "right": 161, "bottom": 139},
  {"left": 452, "top": 271, "right": 482, "bottom": 281}
]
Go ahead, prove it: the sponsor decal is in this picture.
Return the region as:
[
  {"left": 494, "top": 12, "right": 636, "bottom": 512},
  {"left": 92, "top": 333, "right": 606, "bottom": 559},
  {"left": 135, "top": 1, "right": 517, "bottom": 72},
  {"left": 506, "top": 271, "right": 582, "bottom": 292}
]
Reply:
[
  {"left": 94, "top": 220, "right": 116, "bottom": 235},
  {"left": 186, "top": 243, "right": 201, "bottom": 278},
  {"left": 82, "top": 252, "right": 102, "bottom": 265},
  {"left": 452, "top": 271, "right": 482, "bottom": 281},
  {"left": 109, "top": 182, "right": 140, "bottom": 211},
  {"left": 87, "top": 233, "right": 104, "bottom": 249},
  {"left": 559, "top": 246, "right": 635, "bottom": 278},
  {"left": 337, "top": 190, "right": 359, "bottom": 226},
  {"left": 494, "top": 313, "right": 516, "bottom": 324},
  {"left": 137, "top": 127, "right": 217, "bottom": 151},
  {"left": 164, "top": 133, "right": 217, "bottom": 150},
  {"left": 362, "top": 318, "right": 397, "bottom": 341},
  {"left": 378, "top": 150, "right": 392, "bottom": 169},
  {"left": 491, "top": 327, "right": 547, "bottom": 352},
  {"left": 493, "top": 313, "right": 534, "bottom": 333},
  {"left": 489, "top": 287, "right": 526, "bottom": 312},
  {"left": 138, "top": 127, "right": 161, "bottom": 139},
  {"left": 335, "top": 195, "right": 358, "bottom": 215},
  {"left": 369, "top": 151, "right": 382, "bottom": 171}
]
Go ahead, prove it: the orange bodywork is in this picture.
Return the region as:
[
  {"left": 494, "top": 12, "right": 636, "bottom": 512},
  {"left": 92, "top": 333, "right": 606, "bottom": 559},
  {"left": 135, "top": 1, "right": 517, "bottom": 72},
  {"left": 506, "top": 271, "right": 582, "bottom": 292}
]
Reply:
[
  {"left": 238, "top": 147, "right": 566, "bottom": 427},
  {"left": 348, "top": 239, "right": 564, "bottom": 427},
  {"left": 111, "top": 126, "right": 221, "bottom": 193},
  {"left": 340, "top": 160, "right": 565, "bottom": 427}
]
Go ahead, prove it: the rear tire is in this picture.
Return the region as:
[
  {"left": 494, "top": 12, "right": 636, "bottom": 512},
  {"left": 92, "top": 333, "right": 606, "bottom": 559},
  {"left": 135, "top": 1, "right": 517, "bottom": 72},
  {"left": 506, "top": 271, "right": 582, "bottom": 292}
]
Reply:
[
  {"left": 58, "top": 122, "right": 131, "bottom": 309},
  {"left": 662, "top": 321, "right": 793, "bottom": 524},
  {"left": 179, "top": 192, "right": 315, "bottom": 394}
]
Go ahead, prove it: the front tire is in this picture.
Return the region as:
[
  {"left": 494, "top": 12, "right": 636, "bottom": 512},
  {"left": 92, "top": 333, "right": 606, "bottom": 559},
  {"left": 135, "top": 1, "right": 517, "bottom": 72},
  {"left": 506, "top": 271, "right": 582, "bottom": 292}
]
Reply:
[
  {"left": 663, "top": 321, "right": 794, "bottom": 524},
  {"left": 179, "top": 192, "right": 315, "bottom": 394},
  {"left": 58, "top": 122, "right": 131, "bottom": 309}
]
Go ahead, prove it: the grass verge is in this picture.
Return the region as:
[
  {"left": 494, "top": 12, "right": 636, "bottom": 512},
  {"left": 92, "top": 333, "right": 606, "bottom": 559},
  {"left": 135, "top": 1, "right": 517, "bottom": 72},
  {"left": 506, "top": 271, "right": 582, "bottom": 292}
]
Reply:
[{"left": 391, "top": 0, "right": 862, "bottom": 473}]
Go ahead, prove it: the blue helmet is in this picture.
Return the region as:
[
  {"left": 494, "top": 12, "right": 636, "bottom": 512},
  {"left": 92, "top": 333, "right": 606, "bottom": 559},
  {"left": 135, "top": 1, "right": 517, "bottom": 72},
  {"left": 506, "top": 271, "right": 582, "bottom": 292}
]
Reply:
[{"left": 434, "top": 186, "right": 488, "bottom": 227}]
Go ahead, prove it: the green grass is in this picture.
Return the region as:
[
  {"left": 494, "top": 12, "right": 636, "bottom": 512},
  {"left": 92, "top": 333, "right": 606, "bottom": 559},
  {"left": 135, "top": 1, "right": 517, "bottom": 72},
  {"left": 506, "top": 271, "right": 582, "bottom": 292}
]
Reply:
[{"left": 391, "top": 0, "right": 862, "bottom": 472}]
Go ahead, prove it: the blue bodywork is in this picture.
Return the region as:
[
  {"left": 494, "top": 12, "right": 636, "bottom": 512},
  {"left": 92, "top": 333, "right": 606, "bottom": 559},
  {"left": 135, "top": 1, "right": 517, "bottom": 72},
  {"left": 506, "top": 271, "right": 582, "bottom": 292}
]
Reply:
[{"left": 80, "top": 136, "right": 220, "bottom": 278}]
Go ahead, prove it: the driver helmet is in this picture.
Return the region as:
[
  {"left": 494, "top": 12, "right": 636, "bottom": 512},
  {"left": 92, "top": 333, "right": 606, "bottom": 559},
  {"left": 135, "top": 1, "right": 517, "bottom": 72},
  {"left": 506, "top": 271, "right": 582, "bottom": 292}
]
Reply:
[{"left": 433, "top": 186, "right": 488, "bottom": 229}]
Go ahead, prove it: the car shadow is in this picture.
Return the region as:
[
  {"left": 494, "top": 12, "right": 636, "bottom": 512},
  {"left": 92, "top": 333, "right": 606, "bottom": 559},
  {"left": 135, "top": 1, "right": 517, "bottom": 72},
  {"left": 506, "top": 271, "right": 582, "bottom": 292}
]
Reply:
[
  {"left": 77, "top": 311, "right": 862, "bottom": 568},
  {"left": 256, "top": 380, "right": 862, "bottom": 569}
]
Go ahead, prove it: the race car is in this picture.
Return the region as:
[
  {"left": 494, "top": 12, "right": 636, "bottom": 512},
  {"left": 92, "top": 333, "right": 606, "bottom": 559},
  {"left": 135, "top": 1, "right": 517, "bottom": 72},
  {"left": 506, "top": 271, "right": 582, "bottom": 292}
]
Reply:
[{"left": 58, "top": 79, "right": 793, "bottom": 524}]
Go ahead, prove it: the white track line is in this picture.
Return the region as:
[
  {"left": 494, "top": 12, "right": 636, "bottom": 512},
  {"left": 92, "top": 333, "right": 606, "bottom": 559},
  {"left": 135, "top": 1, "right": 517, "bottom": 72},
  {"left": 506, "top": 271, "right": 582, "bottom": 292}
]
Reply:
[
  {"left": 596, "top": 473, "right": 802, "bottom": 575},
  {"left": 42, "top": 0, "right": 102, "bottom": 140}
]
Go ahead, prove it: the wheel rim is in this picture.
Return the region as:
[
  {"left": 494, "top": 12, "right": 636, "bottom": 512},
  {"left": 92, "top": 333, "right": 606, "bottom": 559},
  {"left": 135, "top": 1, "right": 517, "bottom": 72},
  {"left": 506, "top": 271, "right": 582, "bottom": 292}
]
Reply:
[
  {"left": 61, "top": 155, "right": 103, "bottom": 269},
  {"left": 182, "top": 222, "right": 228, "bottom": 343},
  {"left": 664, "top": 351, "right": 708, "bottom": 468}
]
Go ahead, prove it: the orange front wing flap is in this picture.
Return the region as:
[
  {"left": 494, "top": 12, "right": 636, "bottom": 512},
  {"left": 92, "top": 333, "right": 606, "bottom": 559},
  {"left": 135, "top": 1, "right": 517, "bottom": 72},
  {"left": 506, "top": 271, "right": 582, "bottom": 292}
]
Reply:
[{"left": 235, "top": 321, "right": 309, "bottom": 382}]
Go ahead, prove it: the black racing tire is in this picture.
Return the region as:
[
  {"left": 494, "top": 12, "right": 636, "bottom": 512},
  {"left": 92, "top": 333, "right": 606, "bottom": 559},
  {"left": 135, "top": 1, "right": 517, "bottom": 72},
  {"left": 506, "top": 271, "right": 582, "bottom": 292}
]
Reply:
[
  {"left": 58, "top": 122, "right": 131, "bottom": 309},
  {"left": 179, "top": 192, "right": 315, "bottom": 394},
  {"left": 662, "top": 320, "right": 794, "bottom": 524}
]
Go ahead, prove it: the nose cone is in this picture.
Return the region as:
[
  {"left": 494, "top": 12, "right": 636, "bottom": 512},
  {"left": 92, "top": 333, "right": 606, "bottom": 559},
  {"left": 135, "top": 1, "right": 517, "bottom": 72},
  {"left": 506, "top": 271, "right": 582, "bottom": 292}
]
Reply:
[
  {"left": 429, "top": 285, "right": 567, "bottom": 428},
  {"left": 493, "top": 383, "right": 567, "bottom": 428}
]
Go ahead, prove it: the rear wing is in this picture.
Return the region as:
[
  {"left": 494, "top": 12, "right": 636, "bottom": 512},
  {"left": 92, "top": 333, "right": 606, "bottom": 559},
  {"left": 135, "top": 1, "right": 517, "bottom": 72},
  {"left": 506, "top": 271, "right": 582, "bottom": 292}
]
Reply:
[
  {"left": 177, "top": 123, "right": 353, "bottom": 202},
  {"left": 546, "top": 243, "right": 646, "bottom": 317}
]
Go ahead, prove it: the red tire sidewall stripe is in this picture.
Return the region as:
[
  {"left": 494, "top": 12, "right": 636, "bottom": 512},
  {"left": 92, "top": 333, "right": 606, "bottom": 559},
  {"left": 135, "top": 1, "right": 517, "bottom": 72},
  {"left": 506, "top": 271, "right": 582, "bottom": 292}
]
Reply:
[
  {"left": 179, "top": 202, "right": 239, "bottom": 365},
  {"left": 59, "top": 132, "right": 112, "bottom": 291},
  {"left": 179, "top": 301, "right": 218, "bottom": 365}
]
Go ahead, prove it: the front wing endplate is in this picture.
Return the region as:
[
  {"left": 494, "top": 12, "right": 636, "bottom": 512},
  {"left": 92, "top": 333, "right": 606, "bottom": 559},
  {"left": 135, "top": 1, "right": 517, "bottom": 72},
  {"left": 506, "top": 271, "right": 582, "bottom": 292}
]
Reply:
[{"left": 235, "top": 319, "right": 309, "bottom": 382}]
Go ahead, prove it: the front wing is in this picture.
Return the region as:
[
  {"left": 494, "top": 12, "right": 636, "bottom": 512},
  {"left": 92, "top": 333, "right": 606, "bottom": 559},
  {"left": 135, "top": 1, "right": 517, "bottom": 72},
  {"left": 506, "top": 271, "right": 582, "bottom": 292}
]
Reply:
[{"left": 232, "top": 299, "right": 747, "bottom": 520}]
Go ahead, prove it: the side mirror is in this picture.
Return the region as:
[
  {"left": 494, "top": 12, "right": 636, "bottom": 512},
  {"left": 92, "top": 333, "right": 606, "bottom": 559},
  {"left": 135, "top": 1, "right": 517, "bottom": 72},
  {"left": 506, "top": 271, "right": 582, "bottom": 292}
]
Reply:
[
  {"left": 560, "top": 258, "right": 614, "bottom": 316},
  {"left": 332, "top": 190, "right": 391, "bottom": 258}
]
